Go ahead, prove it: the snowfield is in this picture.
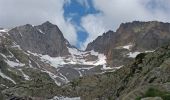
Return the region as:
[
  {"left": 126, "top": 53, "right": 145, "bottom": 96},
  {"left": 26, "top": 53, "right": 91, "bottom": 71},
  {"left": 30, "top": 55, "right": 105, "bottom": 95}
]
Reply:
[
  {"left": 0, "top": 29, "right": 8, "bottom": 33},
  {"left": 27, "top": 47, "right": 109, "bottom": 85},
  {"left": 0, "top": 70, "right": 16, "bottom": 84},
  {"left": 27, "top": 47, "right": 107, "bottom": 68},
  {"left": 127, "top": 50, "right": 154, "bottom": 58},
  {"left": 127, "top": 52, "right": 141, "bottom": 58},
  {"left": 122, "top": 44, "right": 133, "bottom": 50}
]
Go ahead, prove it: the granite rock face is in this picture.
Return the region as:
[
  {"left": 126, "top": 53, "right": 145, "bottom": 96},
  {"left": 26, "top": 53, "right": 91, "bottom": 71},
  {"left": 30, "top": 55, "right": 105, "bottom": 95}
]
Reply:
[
  {"left": 86, "top": 30, "right": 118, "bottom": 54},
  {"left": 8, "top": 21, "right": 70, "bottom": 57},
  {"left": 86, "top": 21, "right": 170, "bottom": 53},
  {"left": 86, "top": 21, "right": 170, "bottom": 66}
]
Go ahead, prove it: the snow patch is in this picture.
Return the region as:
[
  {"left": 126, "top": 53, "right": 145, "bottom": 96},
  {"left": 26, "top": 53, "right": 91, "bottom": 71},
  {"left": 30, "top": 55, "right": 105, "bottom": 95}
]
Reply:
[
  {"left": 0, "top": 29, "right": 8, "bottom": 32},
  {"left": 19, "top": 69, "right": 30, "bottom": 80},
  {"left": 122, "top": 44, "right": 133, "bottom": 50},
  {"left": 19, "top": 31, "right": 23, "bottom": 37},
  {"left": 59, "top": 72, "right": 69, "bottom": 83},
  {"left": 0, "top": 84, "right": 8, "bottom": 88},
  {"left": 67, "top": 47, "right": 107, "bottom": 66},
  {"left": 50, "top": 96, "right": 80, "bottom": 100},
  {"left": 42, "top": 70, "right": 61, "bottom": 86},
  {"left": 78, "top": 70, "right": 83, "bottom": 77},
  {"left": 37, "top": 28, "right": 46, "bottom": 34},
  {"left": 6, "top": 60, "right": 25, "bottom": 67},
  {"left": 0, "top": 53, "right": 25, "bottom": 67},
  {"left": 74, "top": 66, "right": 94, "bottom": 70},
  {"left": 102, "top": 64, "right": 113, "bottom": 70},
  {"left": 127, "top": 52, "right": 141, "bottom": 58},
  {"left": 127, "top": 50, "right": 154, "bottom": 58},
  {"left": 11, "top": 42, "right": 22, "bottom": 50},
  {"left": 27, "top": 48, "right": 107, "bottom": 69},
  {"left": 68, "top": 47, "right": 85, "bottom": 55},
  {"left": 115, "top": 65, "right": 123, "bottom": 69},
  {"left": 0, "top": 70, "right": 16, "bottom": 84},
  {"left": 41, "top": 55, "right": 66, "bottom": 68}
]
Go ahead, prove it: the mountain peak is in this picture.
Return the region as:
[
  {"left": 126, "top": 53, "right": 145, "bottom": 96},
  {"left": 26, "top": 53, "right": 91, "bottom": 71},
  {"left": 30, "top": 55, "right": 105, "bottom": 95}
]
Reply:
[
  {"left": 117, "top": 21, "right": 170, "bottom": 32},
  {"left": 41, "top": 21, "right": 54, "bottom": 27},
  {"left": 8, "top": 22, "right": 70, "bottom": 57}
]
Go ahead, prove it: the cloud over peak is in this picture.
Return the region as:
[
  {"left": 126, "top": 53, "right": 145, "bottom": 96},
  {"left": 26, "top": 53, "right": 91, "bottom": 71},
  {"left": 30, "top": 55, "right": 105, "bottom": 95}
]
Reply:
[
  {"left": 0, "top": 0, "right": 77, "bottom": 45},
  {"left": 1, "top": 0, "right": 170, "bottom": 49},
  {"left": 81, "top": 0, "right": 170, "bottom": 49}
]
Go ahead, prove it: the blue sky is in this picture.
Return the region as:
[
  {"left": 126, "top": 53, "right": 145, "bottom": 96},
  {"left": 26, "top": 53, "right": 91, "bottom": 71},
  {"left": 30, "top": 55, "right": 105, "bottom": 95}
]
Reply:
[
  {"left": 63, "top": 0, "right": 99, "bottom": 48},
  {"left": 1, "top": 0, "right": 170, "bottom": 49},
  {"left": 63, "top": 0, "right": 170, "bottom": 49}
]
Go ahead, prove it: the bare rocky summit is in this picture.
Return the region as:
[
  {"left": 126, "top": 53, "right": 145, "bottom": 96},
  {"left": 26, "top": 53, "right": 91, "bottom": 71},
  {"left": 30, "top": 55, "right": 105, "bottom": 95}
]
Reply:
[
  {"left": 86, "top": 21, "right": 170, "bottom": 66},
  {"left": 8, "top": 21, "right": 70, "bottom": 57}
]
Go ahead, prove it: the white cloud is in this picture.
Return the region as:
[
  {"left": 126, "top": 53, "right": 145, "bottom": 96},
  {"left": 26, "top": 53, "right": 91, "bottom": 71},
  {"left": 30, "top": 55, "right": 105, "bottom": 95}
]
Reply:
[
  {"left": 81, "top": 14, "right": 107, "bottom": 49},
  {"left": 0, "top": 0, "right": 77, "bottom": 45},
  {"left": 81, "top": 0, "right": 170, "bottom": 49}
]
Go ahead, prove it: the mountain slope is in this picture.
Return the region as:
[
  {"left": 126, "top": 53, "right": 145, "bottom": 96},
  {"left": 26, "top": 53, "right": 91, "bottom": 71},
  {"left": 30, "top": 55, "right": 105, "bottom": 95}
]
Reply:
[
  {"left": 59, "top": 44, "right": 170, "bottom": 100},
  {"left": 0, "top": 22, "right": 110, "bottom": 99},
  {"left": 1, "top": 21, "right": 170, "bottom": 99},
  {"left": 8, "top": 21, "right": 70, "bottom": 57},
  {"left": 86, "top": 21, "right": 170, "bottom": 66}
]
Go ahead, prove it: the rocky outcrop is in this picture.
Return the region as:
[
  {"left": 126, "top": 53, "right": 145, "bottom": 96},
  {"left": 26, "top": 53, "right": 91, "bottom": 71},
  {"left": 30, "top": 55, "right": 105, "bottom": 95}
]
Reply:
[
  {"left": 116, "top": 21, "right": 170, "bottom": 50},
  {"left": 8, "top": 21, "right": 70, "bottom": 57},
  {"left": 87, "top": 21, "right": 170, "bottom": 53},
  {"left": 86, "top": 21, "right": 170, "bottom": 66},
  {"left": 86, "top": 30, "right": 118, "bottom": 54}
]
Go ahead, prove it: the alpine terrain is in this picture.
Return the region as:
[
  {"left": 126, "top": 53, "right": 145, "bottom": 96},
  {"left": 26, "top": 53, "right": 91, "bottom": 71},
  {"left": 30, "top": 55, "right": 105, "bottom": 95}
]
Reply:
[{"left": 1, "top": 21, "right": 170, "bottom": 100}]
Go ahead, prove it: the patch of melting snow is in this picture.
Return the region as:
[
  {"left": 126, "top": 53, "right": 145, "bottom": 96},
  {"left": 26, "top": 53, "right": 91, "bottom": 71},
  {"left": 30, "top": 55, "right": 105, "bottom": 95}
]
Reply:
[
  {"left": 50, "top": 96, "right": 80, "bottom": 100},
  {"left": 115, "top": 65, "right": 123, "bottom": 69},
  {"left": 28, "top": 60, "right": 34, "bottom": 68},
  {"left": 0, "top": 53, "right": 7, "bottom": 59},
  {"left": 68, "top": 47, "right": 85, "bottom": 55},
  {"left": 67, "top": 47, "right": 107, "bottom": 66},
  {"left": 78, "top": 70, "right": 83, "bottom": 77},
  {"left": 101, "top": 64, "right": 114, "bottom": 70},
  {"left": 127, "top": 50, "right": 154, "bottom": 58},
  {"left": 19, "top": 69, "right": 30, "bottom": 80},
  {"left": 0, "top": 29, "right": 8, "bottom": 32},
  {"left": 42, "top": 70, "right": 61, "bottom": 86},
  {"left": 0, "top": 70, "right": 16, "bottom": 84},
  {"left": 11, "top": 42, "right": 22, "bottom": 50},
  {"left": 0, "top": 84, "right": 8, "bottom": 88},
  {"left": 18, "top": 31, "right": 23, "bottom": 37},
  {"left": 6, "top": 60, "right": 25, "bottom": 67},
  {"left": 74, "top": 66, "right": 94, "bottom": 70},
  {"left": 27, "top": 48, "right": 107, "bottom": 69},
  {"left": 58, "top": 72, "right": 69, "bottom": 83},
  {"left": 0, "top": 53, "right": 25, "bottom": 67},
  {"left": 127, "top": 52, "right": 141, "bottom": 58},
  {"left": 41, "top": 55, "right": 66, "bottom": 67},
  {"left": 122, "top": 44, "right": 133, "bottom": 50},
  {"left": 37, "top": 28, "right": 46, "bottom": 34}
]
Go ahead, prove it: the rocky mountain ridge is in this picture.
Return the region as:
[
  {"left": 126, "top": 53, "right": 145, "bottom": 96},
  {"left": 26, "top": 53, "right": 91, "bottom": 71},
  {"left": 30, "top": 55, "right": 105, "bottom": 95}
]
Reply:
[
  {"left": 9, "top": 21, "right": 70, "bottom": 57},
  {"left": 1, "top": 21, "right": 170, "bottom": 99},
  {"left": 86, "top": 21, "right": 170, "bottom": 66},
  {"left": 0, "top": 22, "right": 112, "bottom": 99}
]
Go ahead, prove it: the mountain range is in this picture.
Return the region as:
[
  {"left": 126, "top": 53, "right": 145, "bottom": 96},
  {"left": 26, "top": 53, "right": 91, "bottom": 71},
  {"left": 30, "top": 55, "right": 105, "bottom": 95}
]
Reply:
[{"left": 0, "top": 21, "right": 170, "bottom": 100}]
